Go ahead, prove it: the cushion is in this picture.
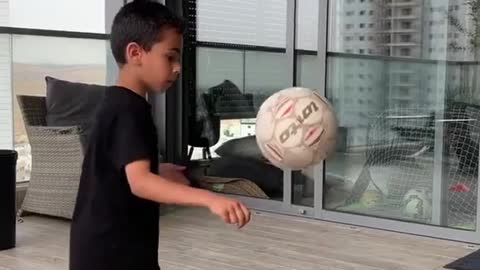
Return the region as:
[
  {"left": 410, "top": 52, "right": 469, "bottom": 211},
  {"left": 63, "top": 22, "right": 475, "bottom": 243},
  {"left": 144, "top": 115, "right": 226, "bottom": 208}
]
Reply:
[
  {"left": 195, "top": 175, "right": 269, "bottom": 199},
  {"left": 45, "top": 76, "right": 105, "bottom": 151},
  {"left": 215, "top": 135, "right": 265, "bottom": 161},
  {"left": 207, "top": 80, "right": 255, "bottom": 115},
  {"left": 207, "top": 156, "right": 283, "bottom": 199}
]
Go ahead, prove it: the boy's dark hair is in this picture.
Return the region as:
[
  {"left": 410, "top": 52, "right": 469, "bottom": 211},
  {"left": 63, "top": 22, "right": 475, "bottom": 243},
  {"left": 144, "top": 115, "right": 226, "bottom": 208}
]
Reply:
[{"left": 110, "top": 0, "right": 185, "bottom": 65}]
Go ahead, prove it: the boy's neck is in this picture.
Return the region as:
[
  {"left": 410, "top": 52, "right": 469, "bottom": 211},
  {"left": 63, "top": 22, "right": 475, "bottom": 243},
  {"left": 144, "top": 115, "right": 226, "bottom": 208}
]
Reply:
[{"left": 115, "top": 67, "right": 148, "bottom": 98}]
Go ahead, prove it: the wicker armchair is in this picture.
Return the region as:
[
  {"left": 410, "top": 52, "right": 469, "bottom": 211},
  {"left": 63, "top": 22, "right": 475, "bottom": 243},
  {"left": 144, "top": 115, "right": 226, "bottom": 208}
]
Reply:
[{"left": 17, "top": 95, "right": 84, "bottom": 219}]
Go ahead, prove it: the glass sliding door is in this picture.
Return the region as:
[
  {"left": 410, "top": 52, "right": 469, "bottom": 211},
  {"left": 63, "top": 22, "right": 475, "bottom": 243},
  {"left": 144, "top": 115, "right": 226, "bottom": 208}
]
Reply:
[
  {"left": 320, "top": 0, "right": 480, "bottom": 242},
  {"left": 177, "top": 0, "right": 480, "bottom": 242},
  {"left": 184, "top": 0, "right": 292, "bottom": 205}
]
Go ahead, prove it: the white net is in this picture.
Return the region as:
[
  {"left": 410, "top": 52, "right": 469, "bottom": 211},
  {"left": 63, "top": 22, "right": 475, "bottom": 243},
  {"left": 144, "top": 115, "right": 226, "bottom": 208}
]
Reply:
[
  {"left": 345, "top": 104, "right": 478, "bottom": 229},
  {"left": 444, "top": 104, "right": 479, "bottom": 229}
]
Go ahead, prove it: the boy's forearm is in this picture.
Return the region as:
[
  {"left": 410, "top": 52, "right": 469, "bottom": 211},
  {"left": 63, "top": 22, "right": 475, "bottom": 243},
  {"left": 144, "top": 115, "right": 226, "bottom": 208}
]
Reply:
[{"left": 131, "top": 172, "right": 216, "bottom": 207}]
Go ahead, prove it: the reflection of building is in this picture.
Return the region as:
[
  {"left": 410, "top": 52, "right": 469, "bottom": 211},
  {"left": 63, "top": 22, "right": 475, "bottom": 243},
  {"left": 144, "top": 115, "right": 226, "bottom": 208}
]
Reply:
[{"left": 329, "top": 0, "right": 475, "bottom": 149}]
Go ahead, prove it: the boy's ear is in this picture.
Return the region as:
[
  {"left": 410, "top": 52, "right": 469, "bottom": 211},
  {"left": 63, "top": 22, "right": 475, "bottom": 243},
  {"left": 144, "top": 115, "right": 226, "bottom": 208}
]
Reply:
[{"left": 125, "top": 42, "right": 143, "bottom": 65}]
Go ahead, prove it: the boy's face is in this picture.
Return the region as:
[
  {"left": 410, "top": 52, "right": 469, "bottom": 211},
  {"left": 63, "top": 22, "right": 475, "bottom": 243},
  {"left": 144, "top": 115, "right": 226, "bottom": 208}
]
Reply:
[{"left": 138, "top": 28, "right": 182, "bottom": 92}]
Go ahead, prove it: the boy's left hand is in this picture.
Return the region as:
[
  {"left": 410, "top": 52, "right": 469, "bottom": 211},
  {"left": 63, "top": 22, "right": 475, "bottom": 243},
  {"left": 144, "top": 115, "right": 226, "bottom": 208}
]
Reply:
[{"left": 158, "top": 163, "right": 190, "bottom": 186}]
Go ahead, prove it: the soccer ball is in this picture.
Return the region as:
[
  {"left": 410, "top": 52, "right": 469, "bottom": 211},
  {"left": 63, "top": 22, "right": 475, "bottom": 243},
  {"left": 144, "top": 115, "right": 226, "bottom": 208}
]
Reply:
[
  {"left": 360, "top": 190, "right": 384, "bottom": 208},
  {"left": 255, "top": 87, "right": 338, "bottom": 170},
  {"left": 401, "top": 188, "right": 432, "bottom": 220}
]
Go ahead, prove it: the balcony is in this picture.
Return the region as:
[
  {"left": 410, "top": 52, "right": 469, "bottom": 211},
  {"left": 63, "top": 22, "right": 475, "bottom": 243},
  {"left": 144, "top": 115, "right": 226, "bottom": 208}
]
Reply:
[
  {"left": 380, "top": 28, "right": 419, "bottom": 34},
  {"left": 1, "top": 207, "right": 476, "bottom": 270},
  {"left": 380, "top": 42, "right": 419, "bottom": 47},
  {"left": 386, "top": 1, "right": 421, "bottom": 7},
  {"left": 2, "top": 2, "right": 480, "bottom": 269},
  {"left": 382, "top": 15, "right": 420, "bottom": 20}
]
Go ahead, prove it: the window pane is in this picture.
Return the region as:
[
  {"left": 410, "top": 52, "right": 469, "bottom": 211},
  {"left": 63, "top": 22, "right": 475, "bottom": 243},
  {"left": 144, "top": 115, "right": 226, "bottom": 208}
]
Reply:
[
  {"left": 295, "top": 0, "right": 318, "bottom": 51},
  {"left": 0, "top": 1, "right": 9, "bottom": 26},
  {"left": 324, "top": 0, "right": 480, "bottom": 231},
  {"left": 197, "top": 0, "right": 287, "bottom": 48},
  {"left": 244, "top": 51, "right": 289, "bottom": 94},
  {"left": 188, "top": 1, "right": 289, "bottom": 202},
  {"left": 7, "top": 0, "right": 105, "bottom": 33},
  {"left": 0, "top": 34, "right": 13, "bottom": 151},
  {"left": 13, "top": 35, "right": 107, "bottom": 182},
  {"left": 197, "top": 48, "right": 244, "bottom": 92}
]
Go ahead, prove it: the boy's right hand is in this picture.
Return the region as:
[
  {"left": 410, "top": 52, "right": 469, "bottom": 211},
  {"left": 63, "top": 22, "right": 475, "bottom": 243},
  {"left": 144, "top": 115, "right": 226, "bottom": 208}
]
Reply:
[{"left": 206, "top": 194, "right": 251, "bottom": 228}]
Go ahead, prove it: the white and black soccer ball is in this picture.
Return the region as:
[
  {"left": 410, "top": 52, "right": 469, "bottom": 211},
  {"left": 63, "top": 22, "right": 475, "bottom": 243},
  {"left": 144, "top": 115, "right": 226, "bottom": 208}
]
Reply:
[{"left": 255, "top": 87, "right": 338, "bottom": 170}]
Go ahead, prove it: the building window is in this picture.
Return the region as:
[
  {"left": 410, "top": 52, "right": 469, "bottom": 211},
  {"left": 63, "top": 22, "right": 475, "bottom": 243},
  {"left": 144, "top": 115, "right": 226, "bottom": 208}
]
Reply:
[
  {"left": 401, "top": 21, "right": 412, "bottom": 29},
  {"left": 399, "top": 86, "right": 409, "bottom": 95},
  {"left": 400, "top": 48, "right": 411, "bottom": 56},
  {"left": 400, "top": 74, "right": 410, "bottom": 82},
  {"left": 400, "top": 34, "right": 411, "bottom": 42},
  {"left": 401, "top": 8, "right": 412, "bottom": 16}
]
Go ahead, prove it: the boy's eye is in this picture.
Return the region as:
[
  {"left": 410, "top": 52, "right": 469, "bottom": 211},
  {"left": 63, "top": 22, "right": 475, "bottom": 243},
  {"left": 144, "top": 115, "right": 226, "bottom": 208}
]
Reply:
[{"left": 166, "top": 54, "right": 178, "bottom": 62}]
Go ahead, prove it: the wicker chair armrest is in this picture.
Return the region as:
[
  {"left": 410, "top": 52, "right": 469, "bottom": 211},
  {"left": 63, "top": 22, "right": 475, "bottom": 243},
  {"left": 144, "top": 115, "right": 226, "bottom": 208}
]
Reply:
[
  {"left": 26, "top": 125, "right": 84, "bottom": 155},
  {"left": 28, "top": 125, "right": 82, "bottom": 136},
  {"left": 21, "top": 125, "right": 85, "bottom": 220}
]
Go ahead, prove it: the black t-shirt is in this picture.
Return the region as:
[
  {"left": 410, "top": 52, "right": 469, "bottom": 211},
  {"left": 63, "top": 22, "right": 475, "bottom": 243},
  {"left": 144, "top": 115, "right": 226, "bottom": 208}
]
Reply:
[{"left": 69, "top": 86, "right": 160, "bottom": 270}]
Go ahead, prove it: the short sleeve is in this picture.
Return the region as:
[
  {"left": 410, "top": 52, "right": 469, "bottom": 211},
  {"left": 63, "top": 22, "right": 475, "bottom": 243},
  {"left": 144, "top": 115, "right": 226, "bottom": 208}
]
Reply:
[{"left": 109, "top": 110, "right": 153, "bottom": 170}]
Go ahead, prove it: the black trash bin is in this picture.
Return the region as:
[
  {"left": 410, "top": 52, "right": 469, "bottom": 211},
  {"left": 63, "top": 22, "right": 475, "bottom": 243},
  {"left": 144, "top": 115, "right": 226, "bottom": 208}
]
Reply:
[{"left": 0, "top": 150, "right": 17, "bottom": 251}]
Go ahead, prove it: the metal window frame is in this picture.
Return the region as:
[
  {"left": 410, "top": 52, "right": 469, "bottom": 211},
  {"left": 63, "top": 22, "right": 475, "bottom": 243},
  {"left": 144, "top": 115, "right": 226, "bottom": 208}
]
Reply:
[
  {"left": 150, "top": 0, "right": 190, "bottom": 164},
  {"left": 0, "top": 27, "right": 109, "bottom": 40}
]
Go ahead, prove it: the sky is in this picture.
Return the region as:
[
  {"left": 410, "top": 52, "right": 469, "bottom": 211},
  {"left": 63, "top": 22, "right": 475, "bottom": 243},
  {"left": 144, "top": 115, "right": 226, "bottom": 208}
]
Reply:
[{"left": 10, "top": 0, "right": 105, "bottom": 33}]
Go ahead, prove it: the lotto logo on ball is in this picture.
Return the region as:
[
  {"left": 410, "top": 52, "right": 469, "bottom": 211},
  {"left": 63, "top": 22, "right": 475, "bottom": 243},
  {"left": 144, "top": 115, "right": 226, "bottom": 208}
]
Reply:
[
  {"left": 276, "top": 100, "right": 323, "bottom": 147},
  {"left": 255, "top": 87, "right": 337, "bottom": 170}
]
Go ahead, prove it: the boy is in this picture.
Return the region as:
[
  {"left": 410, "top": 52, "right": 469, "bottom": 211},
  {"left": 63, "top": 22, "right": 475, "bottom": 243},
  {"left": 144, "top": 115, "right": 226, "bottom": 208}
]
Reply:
[{"left": 69, "top": 1, "right": 251, "bottom": 270}]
